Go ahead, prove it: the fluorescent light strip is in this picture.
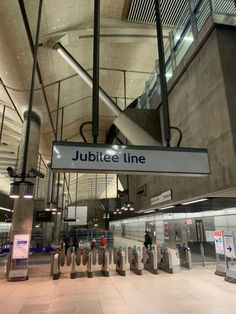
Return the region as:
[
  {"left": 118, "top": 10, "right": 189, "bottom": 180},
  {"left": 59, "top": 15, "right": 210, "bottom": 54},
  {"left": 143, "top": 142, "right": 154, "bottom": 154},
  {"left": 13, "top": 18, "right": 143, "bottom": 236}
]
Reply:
[
  {"left": 181, "top": 198, "right": 208, "bottom": 205},
  {"left": 0, "top": 207, "right": 13, "bottom": 212},
  {"left": 145, "top": 209, "right": 156, "bottom": 213},
  {"left": 159, "top": 205, "right": 175, "bottom": 210}
]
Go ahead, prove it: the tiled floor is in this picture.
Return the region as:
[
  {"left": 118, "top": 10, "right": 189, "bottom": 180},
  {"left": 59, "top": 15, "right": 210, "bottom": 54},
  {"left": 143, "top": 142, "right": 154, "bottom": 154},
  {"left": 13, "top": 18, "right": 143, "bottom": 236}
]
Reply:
[{"left": 0, "top": 237, "right": 235, "bottom": 314}]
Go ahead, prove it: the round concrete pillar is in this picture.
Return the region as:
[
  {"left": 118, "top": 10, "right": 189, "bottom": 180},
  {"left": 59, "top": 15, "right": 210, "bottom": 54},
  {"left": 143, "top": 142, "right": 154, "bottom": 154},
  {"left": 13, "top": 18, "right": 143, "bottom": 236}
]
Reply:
[{"left": 8, "top": 111, "right": 41, "bottom": 281}]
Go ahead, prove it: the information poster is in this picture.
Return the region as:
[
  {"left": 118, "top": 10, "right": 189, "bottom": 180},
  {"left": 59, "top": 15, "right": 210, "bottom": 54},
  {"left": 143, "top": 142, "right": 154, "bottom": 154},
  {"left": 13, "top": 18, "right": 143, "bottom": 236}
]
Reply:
[
  {"left": 205, "top": 230, "right": 215, "bottom": 242},
  {"left": 214, "top": 231, "right": 224, "bottom": 255},
  {"left": 223, "top": 231, "right": 236, "bottom": 258},
  {"left": 12, "top": 234, "right": 30, "bottom": 259}
]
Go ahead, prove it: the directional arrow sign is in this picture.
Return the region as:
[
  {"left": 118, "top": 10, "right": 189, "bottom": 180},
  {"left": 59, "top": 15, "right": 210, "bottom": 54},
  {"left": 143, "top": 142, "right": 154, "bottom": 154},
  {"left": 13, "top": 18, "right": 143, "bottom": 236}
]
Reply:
[
  {"left": 223, "top": 232, "right": 236, "bottom": 258},
  {"left": 227, "top": 245, "right": 232, "bottom": 253}
]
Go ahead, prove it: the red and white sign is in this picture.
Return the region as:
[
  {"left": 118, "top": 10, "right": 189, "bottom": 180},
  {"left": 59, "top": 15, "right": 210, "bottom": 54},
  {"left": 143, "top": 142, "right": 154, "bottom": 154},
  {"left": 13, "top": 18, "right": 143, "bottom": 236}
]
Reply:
[{"left": 214, "top": 231, "right": 224, "bottom": 255}]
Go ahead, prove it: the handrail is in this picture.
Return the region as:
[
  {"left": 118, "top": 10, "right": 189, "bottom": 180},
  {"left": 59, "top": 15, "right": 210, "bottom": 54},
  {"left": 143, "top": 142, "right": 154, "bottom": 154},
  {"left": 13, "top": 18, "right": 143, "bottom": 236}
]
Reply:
[{"left": 140, "top": 0, "right": 236, "bottom": 109}]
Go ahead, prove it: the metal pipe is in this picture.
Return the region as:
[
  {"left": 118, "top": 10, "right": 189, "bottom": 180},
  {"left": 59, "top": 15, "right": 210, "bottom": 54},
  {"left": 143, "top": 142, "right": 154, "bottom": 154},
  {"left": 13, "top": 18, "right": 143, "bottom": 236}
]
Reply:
[
  {"left": 56, "top": 173, "right": 60, "bottom": 208},
  {"left": 36, "top": 153, "right": 42, "bottom": 198},
  {"left": 0, "top": 78, "right": 22, "bottom": 123},
  {"left": 116, "top": 174, "right": 119, "bottom": 208},
  {"left": 64, "top": 173, "right": 72, "bottom": 204},
  {"left": 75, "top": 173, "right": 78, "bottom": 217},
  {"left": 123, "top": 70, "right": 127, "bottom": 109},
  {"left": 51, "top": 172, "right": 55, "bottom": 203},
  {"left": 18, "top": 0, "right": 56, "bottom": 138},
  {"left": 21, "top": 0, "right": 43, "bottom": 181},
  {"left": 61, "top": 173, "right": 65, "bottom": 212},
  {"left": 56, "top": 82, "right": 61, "bottom": 141},
  {"left": 79, "top": 121, "right": 93, "bottom": 143},
  {"left": 92, "top": 0, "right": 100, "bottom": 143},
  {"left": 60, "top": 107, "right": 64, "bottom": 140},
  {"left": 54, "top": 42, "right": 121, "bottom": 116},
  {"left": 154, "top": 0, "right": 171, "bottom": 147},
  {"left": 0, "top": 105, "right": 6, "bottom": 143}
]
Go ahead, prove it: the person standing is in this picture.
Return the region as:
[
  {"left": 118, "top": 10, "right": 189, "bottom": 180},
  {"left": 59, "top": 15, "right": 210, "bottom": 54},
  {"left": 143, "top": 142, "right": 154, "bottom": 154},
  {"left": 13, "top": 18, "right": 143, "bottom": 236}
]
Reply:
[
  {"left": 144, "top": 231, "right": 152, "bottom": 249},
  {"left": 100, "top": 235, "right": 108, "bottom": 249},
  {"left": 91, "top": 238, "right": 97, "bottom": 249}
]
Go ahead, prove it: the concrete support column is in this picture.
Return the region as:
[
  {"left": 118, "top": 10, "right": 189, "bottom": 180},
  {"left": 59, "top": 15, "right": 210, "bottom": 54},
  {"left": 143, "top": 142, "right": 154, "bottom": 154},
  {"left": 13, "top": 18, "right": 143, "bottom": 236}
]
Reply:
[{"left": 8, "top": 111, "right": 41, "bottom": 281}]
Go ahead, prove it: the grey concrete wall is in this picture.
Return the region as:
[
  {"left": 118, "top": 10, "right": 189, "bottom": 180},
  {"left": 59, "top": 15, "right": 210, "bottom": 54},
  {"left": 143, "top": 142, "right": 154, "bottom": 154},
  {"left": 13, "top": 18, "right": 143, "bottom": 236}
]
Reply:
[{"left": 131, "top": 25, "right": 236, "bottom": 211}]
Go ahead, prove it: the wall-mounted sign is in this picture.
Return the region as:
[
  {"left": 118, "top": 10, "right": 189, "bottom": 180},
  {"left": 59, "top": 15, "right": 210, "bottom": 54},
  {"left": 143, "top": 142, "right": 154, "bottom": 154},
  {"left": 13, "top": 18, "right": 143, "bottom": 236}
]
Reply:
[
  {"left": 12, "top": 234, "right": 30, "bottom": 259},
  {"left": 36, "top": 211, "right": 52, "bottom": 222},
  {"left": 214, "top": 231, "right": 224, "bottom": 255},
  {"left": 51, "top": 142, "right": 210, "bottom": 176},
  {"left": 151, "top": 190, "right": 172, "bottom": 205},
  {"left": 223, "top": 231, "right": 236, "bottom": 258}
]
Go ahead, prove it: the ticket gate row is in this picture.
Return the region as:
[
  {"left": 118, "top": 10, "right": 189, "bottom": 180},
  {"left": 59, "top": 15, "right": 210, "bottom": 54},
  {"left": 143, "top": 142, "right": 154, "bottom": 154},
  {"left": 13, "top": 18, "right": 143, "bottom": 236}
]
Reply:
[
  {"left": 129, "top": 245, "right": 174, "bottom": 275},
  {"left": 51, "top": 247, "right": 112, "bottom": 279},
  {"left": 50, "top": 245, "right": 174, "bottom": 280}
]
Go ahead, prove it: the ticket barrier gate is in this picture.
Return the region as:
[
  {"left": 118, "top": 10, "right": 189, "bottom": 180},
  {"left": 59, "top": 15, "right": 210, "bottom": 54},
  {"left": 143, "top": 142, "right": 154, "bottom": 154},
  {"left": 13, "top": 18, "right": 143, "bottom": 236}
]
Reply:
[
  {"left": 50, "top": 251, "right": 60, "bottom": 280},
  {"left": 176, "top": 243, "right": 192, "bottom": 269},
  {"left": 157, "top": 244, "right": 173, "bottom": 274},
  {"left": 128, "top": 246, "right": 142, "bottom": 275},
  {"left": 113, "top": 247, "right": 126, "bottom": 276},
  {"left": 143, "top": 246, "right": 158, "bottom": 274},
  {"left": 76, "top": 248, "right": 97, "bottom": 278},
  {"left": 53, "top": 247, "right": 97, "bottom": 279},
  {"left": 98, "top": 248, "right": 113, "bottom": 277},
  {"left": 53, "top": 247, "right": 113, "bottom": 279}
]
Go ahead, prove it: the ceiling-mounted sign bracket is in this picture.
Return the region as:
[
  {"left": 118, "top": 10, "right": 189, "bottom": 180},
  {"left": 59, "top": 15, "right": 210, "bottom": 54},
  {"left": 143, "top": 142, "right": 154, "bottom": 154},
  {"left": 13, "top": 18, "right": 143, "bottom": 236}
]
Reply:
[{"left": 51, "top": 141, "right": 210, "bottom": 176}]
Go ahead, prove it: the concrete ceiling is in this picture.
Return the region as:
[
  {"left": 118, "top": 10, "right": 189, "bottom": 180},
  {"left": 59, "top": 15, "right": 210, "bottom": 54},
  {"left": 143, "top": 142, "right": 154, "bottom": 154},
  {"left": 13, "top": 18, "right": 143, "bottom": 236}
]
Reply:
[{"left": 0, "top": 0, "right": 172, "bottom": 202}]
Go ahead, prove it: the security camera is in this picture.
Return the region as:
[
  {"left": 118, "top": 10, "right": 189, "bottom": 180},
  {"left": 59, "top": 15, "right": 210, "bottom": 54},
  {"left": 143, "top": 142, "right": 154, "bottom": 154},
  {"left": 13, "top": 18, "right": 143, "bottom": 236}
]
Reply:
[
  {"left": 7, "top": 167, "right": 17, "bottom": 177},
  {"left": 29, "top": 168, "right": 45, "bottom": 179}
]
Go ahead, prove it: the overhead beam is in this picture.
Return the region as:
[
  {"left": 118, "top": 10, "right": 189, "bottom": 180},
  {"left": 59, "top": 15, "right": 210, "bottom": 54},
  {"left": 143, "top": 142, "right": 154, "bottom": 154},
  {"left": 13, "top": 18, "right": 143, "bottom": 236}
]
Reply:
[{"left": 53, "top": 42, "right": 160, "bottom": 146}]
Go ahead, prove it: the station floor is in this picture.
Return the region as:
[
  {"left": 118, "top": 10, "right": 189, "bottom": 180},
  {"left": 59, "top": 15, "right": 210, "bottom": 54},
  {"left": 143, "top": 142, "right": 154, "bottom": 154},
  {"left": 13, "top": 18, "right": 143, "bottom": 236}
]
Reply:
[{"left": 0, "top": 237, "right": 235, "bottom": 314}]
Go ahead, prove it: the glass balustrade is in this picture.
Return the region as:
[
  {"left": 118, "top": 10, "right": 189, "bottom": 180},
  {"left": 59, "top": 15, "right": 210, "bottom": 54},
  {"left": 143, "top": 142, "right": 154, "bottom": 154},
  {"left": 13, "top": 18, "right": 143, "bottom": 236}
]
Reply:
[{"left": 140, "top": 0, "right": 236, "bottom": 109}]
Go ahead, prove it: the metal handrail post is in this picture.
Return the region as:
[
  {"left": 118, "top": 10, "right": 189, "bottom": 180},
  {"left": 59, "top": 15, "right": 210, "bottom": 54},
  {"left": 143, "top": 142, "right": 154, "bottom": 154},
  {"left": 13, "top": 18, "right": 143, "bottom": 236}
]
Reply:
[{"left": 188, "top": 0, "right": 199, "bottom": 39}]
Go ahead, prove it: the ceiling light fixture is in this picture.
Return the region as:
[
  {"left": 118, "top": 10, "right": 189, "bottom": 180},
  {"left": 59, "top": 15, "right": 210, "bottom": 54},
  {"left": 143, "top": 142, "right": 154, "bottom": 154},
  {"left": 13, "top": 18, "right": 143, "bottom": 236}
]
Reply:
[
  {"left": 45, "top": 202, "right": 57, "bottom": 211},
  {"left": 0, "top": 207, "right": 13, "bottom": 212},
  {"left": 181, "top": 198, "right": 208, "bottom": 205},
  {"left": 23, "top": 182, "right": 34, "bottom": 199},
  {"left": 9, "top": 182, "right": 21, "bottom": 199},
  {"left": 159, "top": 205, "right": 175, "bottom": 210},
  {"left": 145, "top": 209, "right": 156, "bottom": 213}
]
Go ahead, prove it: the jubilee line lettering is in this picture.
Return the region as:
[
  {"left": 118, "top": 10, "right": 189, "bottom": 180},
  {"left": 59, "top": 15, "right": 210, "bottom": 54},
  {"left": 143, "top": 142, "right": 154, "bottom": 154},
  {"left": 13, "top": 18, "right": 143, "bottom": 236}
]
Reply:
[
  {"left": 72, "top": 151, "right": 146, "bottom": 164},
  {"left": 51, "top": 141, "right": 210, "bottom": 175}
]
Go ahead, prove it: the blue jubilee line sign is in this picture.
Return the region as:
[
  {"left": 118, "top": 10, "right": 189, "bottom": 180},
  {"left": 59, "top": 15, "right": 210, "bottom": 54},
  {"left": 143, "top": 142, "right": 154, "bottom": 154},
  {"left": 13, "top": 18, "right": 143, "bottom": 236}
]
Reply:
[{"left": 51, "top": 141, "right": 210, "bottom": 176}]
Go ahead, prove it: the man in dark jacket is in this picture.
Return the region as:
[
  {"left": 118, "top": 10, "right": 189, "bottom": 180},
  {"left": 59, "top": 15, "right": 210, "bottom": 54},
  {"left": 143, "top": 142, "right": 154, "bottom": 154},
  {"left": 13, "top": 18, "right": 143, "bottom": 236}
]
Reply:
[{"left": 144, "top": 231, "right": 152, "bottom": 249}]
